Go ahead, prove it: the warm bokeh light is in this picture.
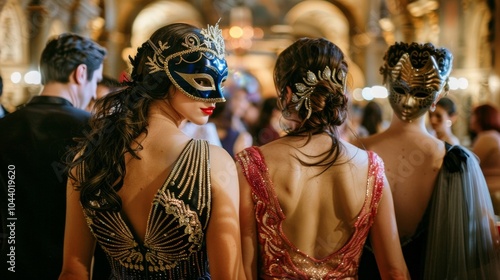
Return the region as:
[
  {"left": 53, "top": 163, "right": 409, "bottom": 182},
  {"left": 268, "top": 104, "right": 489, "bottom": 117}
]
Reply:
[
  {"left": 448, "top": 77, "right": 459, "bottom": 90},
  {"left": 371, "top": 85, "right": 388, "bottom": 98},
  {"left": 229, "top": 26, "right": 244, "bottom": 39},
  {"left": 10, "top": 72, "right": 22, "bottom": 84},
  {"left": 458, "top": 77, "right": 469, "bottom": 89},
  {"left": 24, "top": 70, "right": 41, "bottom": 85},
  {"left": 352, "top": 88, "right": 363, "bottom": 101},
  {"left": 362, "top": 87, "right": 374, "bottom": 100}
]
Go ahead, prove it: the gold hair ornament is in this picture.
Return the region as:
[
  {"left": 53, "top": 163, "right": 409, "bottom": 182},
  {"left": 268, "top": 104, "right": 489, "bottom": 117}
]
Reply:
[
  {"left": 293, "top": 66, "right": 346, "bottom": 120},
  {"left": 145, "top": 21, "right": 226, "bottom": 74}
]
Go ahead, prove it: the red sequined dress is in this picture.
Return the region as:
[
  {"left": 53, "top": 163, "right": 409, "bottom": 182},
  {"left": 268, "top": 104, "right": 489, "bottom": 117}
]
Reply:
[{"left": 236, "top": 147, "right": 384, "bottom": 279}]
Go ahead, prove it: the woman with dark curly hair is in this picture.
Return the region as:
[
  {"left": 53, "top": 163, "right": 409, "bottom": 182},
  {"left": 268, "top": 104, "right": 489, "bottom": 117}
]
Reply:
[
  {"left": 235, "top": 38, "right": 409, "bottom": 279},
  {"left": 59, "top": 23, "right": 245, "bottom": 279}
]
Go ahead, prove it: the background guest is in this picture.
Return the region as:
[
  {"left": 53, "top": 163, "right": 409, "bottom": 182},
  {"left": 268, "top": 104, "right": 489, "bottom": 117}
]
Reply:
[
  {"left": 428, "top": 96, "right": 460, "bottom": 145},
  {"left": 470, "top": 103, "right": 500, "bottom": 215},
  {"left": 0, "top": 33, "right": 106, "bottom": 280},
  {"left": 361, "top": 101, "right": 384, "bottom": 135},
  {"left": 250, "top": 96, "right": 284, "bottom": 145},
  {"left": 209, "top": 75, "right": 256, "bottom": 157},
  {"left": 86, "top": 74, "right": 123, "bottom": 112}
]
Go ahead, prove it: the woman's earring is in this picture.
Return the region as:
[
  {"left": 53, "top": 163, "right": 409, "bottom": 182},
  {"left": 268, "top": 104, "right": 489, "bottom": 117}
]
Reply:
[
  {"left": 446, "top": 119, "right": 452, "bottom": 127},
  {"left": 430, "top": 103, "right": 436, "bottom": 112}
]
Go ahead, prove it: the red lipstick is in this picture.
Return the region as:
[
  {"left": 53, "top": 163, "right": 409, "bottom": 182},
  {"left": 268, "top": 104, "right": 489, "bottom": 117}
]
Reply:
[{"left": 201, "top": 106, "right": 215, "bottom": 115}]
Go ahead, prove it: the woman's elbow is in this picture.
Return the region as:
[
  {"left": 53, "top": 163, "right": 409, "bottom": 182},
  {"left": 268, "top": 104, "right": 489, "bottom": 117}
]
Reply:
[{"left": 380, "top": 268, "right": 411, "bottom": 280}]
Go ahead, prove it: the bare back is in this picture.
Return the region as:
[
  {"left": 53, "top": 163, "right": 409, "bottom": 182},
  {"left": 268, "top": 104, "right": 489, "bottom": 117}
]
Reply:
[
  {"left": 359, "top": 126, "right": 446, "bottom": 239},
  {"left": 118, "top": 128, "right": 193, "bottom": 242},
  {"left": 258, "top": 134, "right": 371, "bottom": 259}
]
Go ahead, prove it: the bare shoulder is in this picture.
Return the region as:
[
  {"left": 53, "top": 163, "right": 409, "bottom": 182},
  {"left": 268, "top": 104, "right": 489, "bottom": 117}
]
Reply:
[
  {"left": 208, "top": 144, "right": 237, "bottom": 172},
  {"left": 361, "top": 130, "right": 443, "bottom": 156},
  {"left": 479, "top": 130, "right": 500, "bottom": 142},
  {"left": 258, "top": 137, "right": 293, "bottom": 155},
  {"left": 340, "top": 139, "right": 369, "bottom": 161},
  {"left": 356, "top": 131, "right": 390, "bottom": 150},
  {"left": 208, "top": 144, "right": 238, "bottom": 189}
]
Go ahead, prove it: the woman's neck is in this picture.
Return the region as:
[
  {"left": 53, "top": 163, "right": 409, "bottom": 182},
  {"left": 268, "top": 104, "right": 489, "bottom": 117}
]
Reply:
[
  {"left": 148, "top": 99, "right": 183, "bottom": 128},
  {"left": 387, "top": 113, "right": 429, "bottom": 133}
]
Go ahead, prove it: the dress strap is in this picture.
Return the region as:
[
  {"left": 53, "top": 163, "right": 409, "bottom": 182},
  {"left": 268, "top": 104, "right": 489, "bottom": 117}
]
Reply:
[{"left": 235, "top": 147, "right": 282, "bottom": 217}]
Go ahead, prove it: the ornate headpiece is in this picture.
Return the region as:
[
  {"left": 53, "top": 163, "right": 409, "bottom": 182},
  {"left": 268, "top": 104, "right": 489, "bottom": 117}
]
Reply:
[
  {"left": 145, "top": 22, "right": 228, "bottom": 102},
  {"left": 292, "top": 66, "right": 346, "bottom": 120},
  {"left": 390, "top": 53, "right": 445, "bottom": 91},
  {"left": 380, "top": 42, "right": 452, "bottom": 86}
]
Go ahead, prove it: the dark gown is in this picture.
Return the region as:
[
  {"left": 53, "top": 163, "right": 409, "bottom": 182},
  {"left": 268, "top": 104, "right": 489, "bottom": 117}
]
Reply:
[
  {"left": 83, "top": 139, "right": 212, "bottom": 279},
  {"left": 359, "top": 143, "right": 500, "bottom": 280}
]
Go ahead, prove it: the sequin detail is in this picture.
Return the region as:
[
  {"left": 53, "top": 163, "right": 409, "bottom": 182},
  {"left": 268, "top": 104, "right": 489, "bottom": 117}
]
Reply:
[
  {"left": 235, "top": 147, "right": 384, "bottom": 279},
  {"left": 83, "top": 139, "right": 212, "bottom": 279}
]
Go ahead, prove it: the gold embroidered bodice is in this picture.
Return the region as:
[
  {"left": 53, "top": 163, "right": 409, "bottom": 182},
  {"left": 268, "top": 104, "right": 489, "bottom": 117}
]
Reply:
[{"left": 83, "top": 139, "right": 212, "bottom": 279}]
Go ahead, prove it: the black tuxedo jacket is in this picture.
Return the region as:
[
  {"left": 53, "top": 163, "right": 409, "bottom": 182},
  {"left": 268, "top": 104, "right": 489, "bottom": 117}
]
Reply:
[{"left": 0, "top": 96, "right": 90, "bottom": 280}]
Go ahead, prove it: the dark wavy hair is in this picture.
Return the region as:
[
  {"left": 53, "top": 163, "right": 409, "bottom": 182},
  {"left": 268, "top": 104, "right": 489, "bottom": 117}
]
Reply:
[
  {"left": 436, "top": 97, "right": 457, "bottom": 116},
  {"left": 361, "top": 101, "right": 383, "bottom": 135},
  {"left": 472, "top": 104, "right": 500, "bottom": 132},
  {"left": 40, "top": 33, "right": 107, "bottom": 84},
  {"left": 273, "top": 37, "right": 349, "bottom": 172},
  {"left": 67, "top": 23, "right": 200, "bottom": 211}
]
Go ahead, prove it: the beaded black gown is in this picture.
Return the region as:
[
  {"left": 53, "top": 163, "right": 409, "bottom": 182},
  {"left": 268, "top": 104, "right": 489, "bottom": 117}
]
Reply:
[{"left": 83, "top": 139, "right": 212, "bottom": 279}]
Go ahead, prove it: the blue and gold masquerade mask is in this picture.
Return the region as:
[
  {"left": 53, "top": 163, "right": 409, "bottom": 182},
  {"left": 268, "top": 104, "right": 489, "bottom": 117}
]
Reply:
[{"left": 146, "top": 23, "right": 228, "bottom": 103}]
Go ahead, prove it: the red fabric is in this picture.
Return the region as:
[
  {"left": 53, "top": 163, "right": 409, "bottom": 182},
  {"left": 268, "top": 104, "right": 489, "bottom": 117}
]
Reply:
[{"left": 236, "top": 147, "right": 384, "bottom": 279}]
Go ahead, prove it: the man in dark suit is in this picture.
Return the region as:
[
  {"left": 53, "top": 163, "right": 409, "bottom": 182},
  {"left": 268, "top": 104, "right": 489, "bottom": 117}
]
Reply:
[
  {"left": 0, "top": 33, "right": 106, "bottom": 280},
  {"left": 0, "top": 75, "right": 10, "bottom": 118}
]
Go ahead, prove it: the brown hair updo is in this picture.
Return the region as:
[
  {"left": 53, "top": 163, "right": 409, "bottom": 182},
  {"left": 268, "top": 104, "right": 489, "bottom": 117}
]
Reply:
[
  {"left": 274, "top": 37, "right": 349, "bottom": 137},
  {"left": 273, "top": 37, "right": 350, "bottom": 173}
]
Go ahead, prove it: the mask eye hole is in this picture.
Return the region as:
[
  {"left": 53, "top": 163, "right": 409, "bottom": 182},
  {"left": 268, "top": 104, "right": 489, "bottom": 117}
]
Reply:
[
  {"left": 412, "top": 89, "right": 433, "bottom": 98},
  {"left": 176, "top": 72, "right": 216, "bottom": 91},
  {"left": 195, "top": 77, "right": 213, "bottom": 88},
  {"left": 393, "top": 86, "right": 406, "bottom": 95}
]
